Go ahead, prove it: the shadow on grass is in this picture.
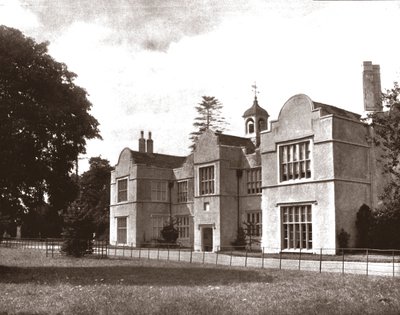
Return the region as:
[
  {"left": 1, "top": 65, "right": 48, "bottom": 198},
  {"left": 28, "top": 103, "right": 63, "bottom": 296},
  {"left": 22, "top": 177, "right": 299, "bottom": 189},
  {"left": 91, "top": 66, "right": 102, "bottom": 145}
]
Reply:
[{"left": 0, "top": 264, "right": 274, "bottom": 286}]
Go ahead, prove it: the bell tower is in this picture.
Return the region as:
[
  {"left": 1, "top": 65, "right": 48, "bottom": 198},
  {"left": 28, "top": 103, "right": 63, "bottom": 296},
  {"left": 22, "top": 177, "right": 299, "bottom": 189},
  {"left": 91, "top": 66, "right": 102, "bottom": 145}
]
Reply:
[{"left": 242, "top": 83, "right": 269, "bottom": 147}]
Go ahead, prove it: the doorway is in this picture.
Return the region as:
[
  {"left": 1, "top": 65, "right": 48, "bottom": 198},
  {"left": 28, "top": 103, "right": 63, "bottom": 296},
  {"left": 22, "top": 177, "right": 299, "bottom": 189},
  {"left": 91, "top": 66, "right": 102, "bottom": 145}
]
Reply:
[{"left": 202, "top": 227, "right": 213, "bottom": 252}]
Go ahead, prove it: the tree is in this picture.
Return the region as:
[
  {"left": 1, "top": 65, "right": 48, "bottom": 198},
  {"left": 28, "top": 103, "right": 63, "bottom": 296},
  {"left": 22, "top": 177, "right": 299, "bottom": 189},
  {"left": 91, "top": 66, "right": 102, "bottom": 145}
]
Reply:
[
  {"left": 79, "top": 157, "right": 112, "bottom": 239},
  {"left": 366, "top": 82, "right": 400, "bottom": 248},
  {"left": 0, "top": 26, "right": 100, "bottom": 232},
  {"left": 61, "top": 200, "right": 94, "bottom": 257},
  {"left": 189, "top": 96, "right": 228, "bottom": 150}
]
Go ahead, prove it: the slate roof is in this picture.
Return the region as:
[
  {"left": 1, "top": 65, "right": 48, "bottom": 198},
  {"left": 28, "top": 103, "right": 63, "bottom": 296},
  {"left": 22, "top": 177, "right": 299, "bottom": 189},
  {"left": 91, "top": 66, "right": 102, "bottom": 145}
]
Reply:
[
  {"left": 130, "top": 150, "right": 186, "bottom": 169},
  {"left": 242, "top": 96, "right": 269, "bottom": 118},
  {"left": 217, "top": 133, "right": 255, "bottom": 151},
  {"left": 313, "top": 102, "right": 361, "bottom": 121}
]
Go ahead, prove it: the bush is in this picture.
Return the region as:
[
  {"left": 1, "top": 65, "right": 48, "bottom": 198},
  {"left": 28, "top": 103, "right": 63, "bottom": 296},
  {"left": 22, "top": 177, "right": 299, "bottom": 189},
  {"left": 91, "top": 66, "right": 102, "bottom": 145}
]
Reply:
[
  {"left": 231, "top": 227, "right": 247, "bottom": 250},
  {"left": 337, "top": 228, "right": 350, "bottom": 249},
  {"left": 61, "top": 201, "right": 93, "bottom": 257},
  {"left": 160, "top": 219, "right": 179, "bottom": 244}
]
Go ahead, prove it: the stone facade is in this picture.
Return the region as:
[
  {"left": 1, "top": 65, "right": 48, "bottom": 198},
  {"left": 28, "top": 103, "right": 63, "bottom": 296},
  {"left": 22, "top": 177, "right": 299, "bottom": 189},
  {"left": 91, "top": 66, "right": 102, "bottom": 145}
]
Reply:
[{"left": 110, "top": 61, "right": 387, "bottom": 253}]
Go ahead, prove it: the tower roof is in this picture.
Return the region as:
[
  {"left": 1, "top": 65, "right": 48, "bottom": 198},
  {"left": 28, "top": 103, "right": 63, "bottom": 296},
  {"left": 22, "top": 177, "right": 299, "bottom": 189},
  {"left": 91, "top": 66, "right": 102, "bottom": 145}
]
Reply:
[{"left": 242, "top": 96, "right": 269, "bottom": 118}]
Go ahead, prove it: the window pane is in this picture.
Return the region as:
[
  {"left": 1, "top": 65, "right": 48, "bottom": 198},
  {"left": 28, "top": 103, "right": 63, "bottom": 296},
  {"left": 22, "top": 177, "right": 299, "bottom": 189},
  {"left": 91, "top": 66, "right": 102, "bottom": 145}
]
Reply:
[{"left": 282, "top": 205, "right": 312, "bottom": 250}]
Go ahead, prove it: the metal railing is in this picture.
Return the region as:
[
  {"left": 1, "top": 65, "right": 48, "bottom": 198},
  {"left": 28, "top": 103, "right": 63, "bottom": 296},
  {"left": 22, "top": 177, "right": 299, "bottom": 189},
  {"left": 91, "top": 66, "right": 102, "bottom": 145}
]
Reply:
[{"left": 1, "top": 238, "right": 399, "bottom": 277}]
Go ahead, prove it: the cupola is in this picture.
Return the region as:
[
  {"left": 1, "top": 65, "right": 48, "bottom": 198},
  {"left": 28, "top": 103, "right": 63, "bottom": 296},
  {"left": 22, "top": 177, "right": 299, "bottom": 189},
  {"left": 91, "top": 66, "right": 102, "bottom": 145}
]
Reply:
[{"left": 242, "top": 84, "right": 269, "bottom": 146}]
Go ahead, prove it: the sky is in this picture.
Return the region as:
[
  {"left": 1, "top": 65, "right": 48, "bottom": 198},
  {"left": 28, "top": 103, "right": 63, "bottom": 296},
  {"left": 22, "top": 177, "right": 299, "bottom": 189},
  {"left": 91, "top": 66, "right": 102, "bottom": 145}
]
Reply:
[{"left": 2, "top": 0, "right": 400, "bottom": 172}]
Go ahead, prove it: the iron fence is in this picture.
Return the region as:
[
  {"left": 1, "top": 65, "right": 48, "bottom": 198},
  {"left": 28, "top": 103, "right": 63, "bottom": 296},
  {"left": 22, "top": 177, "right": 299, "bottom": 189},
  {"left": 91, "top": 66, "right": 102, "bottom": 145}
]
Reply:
[{"left": 1, "top": 238, "right": 399, "bottom": 277}]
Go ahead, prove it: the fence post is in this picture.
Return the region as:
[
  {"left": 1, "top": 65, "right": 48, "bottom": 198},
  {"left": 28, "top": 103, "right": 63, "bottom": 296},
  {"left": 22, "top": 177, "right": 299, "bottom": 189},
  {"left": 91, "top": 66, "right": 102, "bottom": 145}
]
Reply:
[
  {"left": 190, "top": 247, "right": 193, "bottom": 264},
  {"left": 148, "top": 247, "right": 150, "bottom": 260},
  {"left": 393, "top": 250, "right": 395, "bottom": 278},
  {"left": 342, "top": 248, "right": 345, "bottom": 275},
  {"left": 178, "top": 245, "right": 181, "bottom": 262},
  {"left": 167, "top": 246, "right": 170, "bottom": 261},
  {"left": 51, "top": 240, "right": 54, "bottom": 258},
  {"left": 114, "top": 243, "right": 117, "bottom": 257},
  {"left": 139, "top": 246, "right": 141, "bottom": 260},
  {"left": 131, "top": 243, "right": 133, "bottom": 258},
  {"left": 298, "top": 248, "right": 302, "bottom": 270},
  {"left": 157, "top": 247, "right": 160, "bottom": 260},
  {"left": 122, "top": 244, "right": 125, "bottom": 257},
  {"left": 216, "top": 246, "right": 219, "bottom": 266},
  {"left": 279, "top": 251, "right": 282, "bottom": 270},
  {"left": 202, "top": 250, "right": 205, "bottom": 264},
  {"left": 319, "top": 248, "right": 322, "bottom": 273},
  {"left": 245, "top": 249, "right": 248, "bottom": 267},
  {"left": 366, "top": 249, "right": 369, "bottom": 276},
  {"left": 262, "top": 247, "right": 265, "bottom": 269},
  {"left": 230, "top": 248, "right": 233, "bottom": 267}
]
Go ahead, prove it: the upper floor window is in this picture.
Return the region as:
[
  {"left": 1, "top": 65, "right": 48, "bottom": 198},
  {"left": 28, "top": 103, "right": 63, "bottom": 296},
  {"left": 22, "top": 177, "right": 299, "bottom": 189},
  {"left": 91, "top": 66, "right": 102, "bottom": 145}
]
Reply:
[
  {"left": 199, "top": 166, "right": 215, "bottom": 195},
  {"left": 279, "top": 141, "right": 311, "bottom": 182},
  {"left": 247, "top": 168, "right": 261, "bottom": 194},
  {"left": 177, "top": 180, "right": 188, "bottom": 203},
  {"left": 151, "top": 181, "right": 167, "bottom": 201},
  {"left": 117, "top": 178, "right": 128, "bottom": 202}
]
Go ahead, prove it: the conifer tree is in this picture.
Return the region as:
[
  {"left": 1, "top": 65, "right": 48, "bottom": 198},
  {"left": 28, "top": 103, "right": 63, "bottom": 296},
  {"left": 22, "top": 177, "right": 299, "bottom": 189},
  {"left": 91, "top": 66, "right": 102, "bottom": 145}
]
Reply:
[{"left": 189, "top": 96, "right": 228, "bottom": 150}]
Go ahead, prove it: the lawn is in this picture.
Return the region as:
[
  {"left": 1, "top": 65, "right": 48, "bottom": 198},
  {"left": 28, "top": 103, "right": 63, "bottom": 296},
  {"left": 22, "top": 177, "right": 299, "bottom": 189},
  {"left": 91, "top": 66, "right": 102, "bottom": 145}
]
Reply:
[{"left": 0, "top": 248, "right": 399, "bottom": 315}]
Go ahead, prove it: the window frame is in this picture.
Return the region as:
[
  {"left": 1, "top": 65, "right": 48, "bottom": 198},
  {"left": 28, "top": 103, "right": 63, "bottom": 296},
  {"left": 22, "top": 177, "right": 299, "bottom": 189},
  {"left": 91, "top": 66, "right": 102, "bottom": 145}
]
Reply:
[
  {"left": 177, "top": 180, "right": 188, "bottom": 203},
  {"left": 198, "top": 165, "right": 215, "bottom": 196},
  {"left": 176, "top": 215, "right": 190, "bottom": 239},
  {"left": 244, "top": 211, "right": 262, "bottom": 237},
  {"left": 117, "top": 177, "right": 128, "bottom": 203},
  {"left": 246, "top": 168, "right": 262, "bottom": 194},
  {"left": 116, "top": 216, "right": 127, "bottom": 244},
  {"left": 278, "top": 139, "right": 312, "bottom": 183},
  {"left": 281, "top": 205, "right": 312, "bottom": 251},
  {"left": 151, "top": 180, "right": 168, "bottom": 202}
]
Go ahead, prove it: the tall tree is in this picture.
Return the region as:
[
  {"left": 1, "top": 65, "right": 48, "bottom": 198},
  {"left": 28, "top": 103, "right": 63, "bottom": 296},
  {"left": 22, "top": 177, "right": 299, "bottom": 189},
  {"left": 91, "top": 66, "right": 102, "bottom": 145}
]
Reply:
[
  {"left": 79, "top": 157, "right": 112, "bottom": 238},
  {"left": 367, "top": 82, "right": 400, "bottom": 248},
  {"left": 0, "top": 26, "right": 100, "bottom": 232},
  {"left": 189, "top": 96, "right": 228, "bottom": 150}
]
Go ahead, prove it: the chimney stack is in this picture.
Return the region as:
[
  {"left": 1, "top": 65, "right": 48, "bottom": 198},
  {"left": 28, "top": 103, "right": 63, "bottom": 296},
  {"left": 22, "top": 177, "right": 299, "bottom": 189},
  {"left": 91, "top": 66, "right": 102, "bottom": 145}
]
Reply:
[
  {"left": 146, "top": 131, "right": 153, "bottom": 153},
  {"left": 363, "top": 61, "right": 382, "bottom": 112},
  {"left": 138, "top": 130, "right": 145, "bottom": 152}
]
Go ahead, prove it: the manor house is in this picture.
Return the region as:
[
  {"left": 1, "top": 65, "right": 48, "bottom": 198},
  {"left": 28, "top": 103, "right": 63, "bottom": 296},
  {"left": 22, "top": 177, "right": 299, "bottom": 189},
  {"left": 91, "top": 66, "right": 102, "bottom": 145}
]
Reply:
[{"left": 109, "top": 61, "right": 386, "bottom": 253}]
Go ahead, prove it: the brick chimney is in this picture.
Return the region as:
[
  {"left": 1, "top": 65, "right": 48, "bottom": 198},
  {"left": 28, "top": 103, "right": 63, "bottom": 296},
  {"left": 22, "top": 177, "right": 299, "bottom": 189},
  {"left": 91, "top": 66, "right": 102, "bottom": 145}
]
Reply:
[
  {"left": 138, "top": 130, "right": 145, "bottom": 152},
  {"left": 146, "top": 131, "right": 153, "bottom": 153},
  {"left": 363, "top": 61, "right": 382, "bottom": 112}
]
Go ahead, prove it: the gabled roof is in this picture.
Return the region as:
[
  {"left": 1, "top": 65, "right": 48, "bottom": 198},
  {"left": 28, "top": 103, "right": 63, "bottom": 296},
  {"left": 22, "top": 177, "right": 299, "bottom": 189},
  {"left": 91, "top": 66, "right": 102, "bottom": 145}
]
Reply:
[
  {"left": 129, "top": 150, "right": 186, "bottom": 169},
  {"left": 313, "top": 102, "right": 361, "bottom": 121},
  {"left": 217, "top": 133, "right": 255, "bottom": 151},
  {"left": 243, "top": 96, "right": 269, "bottom": 118}
]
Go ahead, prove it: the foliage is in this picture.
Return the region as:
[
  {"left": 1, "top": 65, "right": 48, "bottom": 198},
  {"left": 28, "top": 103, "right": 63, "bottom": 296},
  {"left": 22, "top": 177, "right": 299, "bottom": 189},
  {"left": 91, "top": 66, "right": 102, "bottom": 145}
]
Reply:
[
  {"left": 366, "top": 82, "right": 400, "bottom": 249},
  {"left": 355, "top": 204, "right": 373, "bottom": 248},
  {"left": 160, "top": 218, "right": 179, "bottom": 244},
  {"left": 337, "top": 228, "right": 350, "bottom": 249},
  {"left": 61, "top": 200, "right": 93, "bottom": 257},
  {"left": 231, "top": 227, "right": 247, "bottom": 249},
  {"left": 0, "top": 26, "right": 100, "bottom": 224},
  {"left": 79, "top": 157, "right": 112, "bottom": 239},
  {"left": 189, "top": 96, "right": 228, "bottom": 150}
]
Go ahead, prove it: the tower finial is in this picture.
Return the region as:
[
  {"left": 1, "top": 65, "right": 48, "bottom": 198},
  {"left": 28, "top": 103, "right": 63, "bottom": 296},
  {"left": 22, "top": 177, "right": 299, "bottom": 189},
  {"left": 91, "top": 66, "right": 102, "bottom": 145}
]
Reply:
[{"left": 251, "top": 82, "right": 260, "bottom": 99}]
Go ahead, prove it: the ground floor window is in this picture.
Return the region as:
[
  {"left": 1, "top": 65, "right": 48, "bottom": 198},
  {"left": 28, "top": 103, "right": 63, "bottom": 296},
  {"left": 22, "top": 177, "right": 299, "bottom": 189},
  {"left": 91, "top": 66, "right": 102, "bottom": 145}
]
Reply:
[
  {"left": 177, "top": 216, "right": 190, "bottom": 239},
  {"left": 282, "top": 205, "right": 312, "bottom": 250},
  {"left": 244, "top": 211, "right": 262, "bottom": 237},
  {"left": 151, "top": 215, "right": 168, "bottom": 240},
  {"left": 117, "top": 217, "right": 127, "bottom": 244}
]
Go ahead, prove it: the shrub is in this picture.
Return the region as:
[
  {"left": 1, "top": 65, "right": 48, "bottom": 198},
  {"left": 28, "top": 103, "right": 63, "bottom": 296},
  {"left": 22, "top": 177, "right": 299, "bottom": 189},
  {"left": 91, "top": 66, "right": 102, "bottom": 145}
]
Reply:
[
  {"left": 61, "top": 201, "right": 93, "bottom": 257},
  {"left": 160, "top": 219, "right": 179, "bottom": 244},
  {"left": 355, "top": 204, "right": 372, "bottom": 248},
  {"left": 231, "top": 227, "right": 247, "bottom": 250},
  {"left": 337, "top": 228, "right": 350, "bottom": 249}
]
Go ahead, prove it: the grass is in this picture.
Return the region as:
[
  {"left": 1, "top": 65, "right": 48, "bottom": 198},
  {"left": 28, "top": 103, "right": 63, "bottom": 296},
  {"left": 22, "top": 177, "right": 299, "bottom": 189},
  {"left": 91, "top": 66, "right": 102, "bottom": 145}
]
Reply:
[{"left": 1, "top": 248, "right": 400, "bottom": 315}]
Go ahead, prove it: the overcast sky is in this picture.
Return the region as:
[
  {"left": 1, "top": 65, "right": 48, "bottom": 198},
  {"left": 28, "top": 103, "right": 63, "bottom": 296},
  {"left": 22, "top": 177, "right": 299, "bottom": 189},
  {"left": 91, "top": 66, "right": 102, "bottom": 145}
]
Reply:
[{"left": 2, "top": 0, "right": 400, "bottom": 172}]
